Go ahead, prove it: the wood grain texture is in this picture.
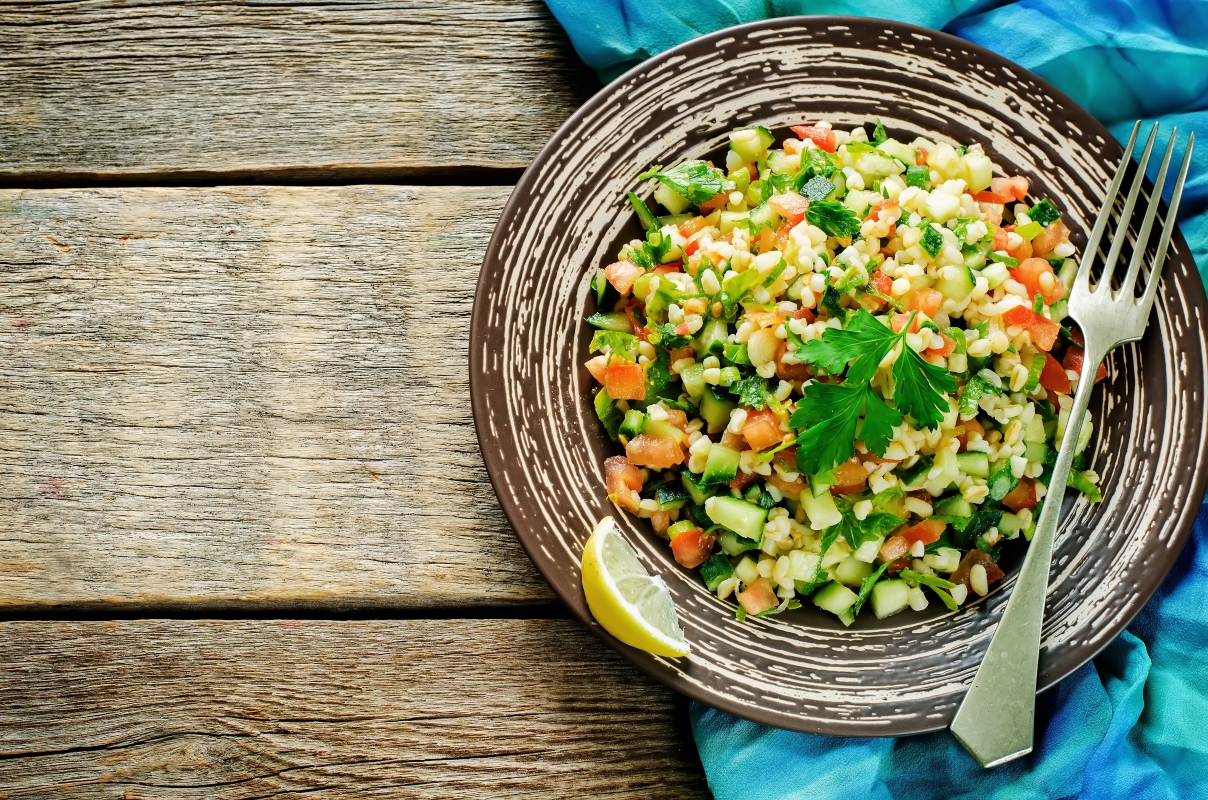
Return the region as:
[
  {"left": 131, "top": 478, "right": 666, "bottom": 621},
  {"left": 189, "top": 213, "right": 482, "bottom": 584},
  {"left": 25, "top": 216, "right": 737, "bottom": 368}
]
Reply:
[
  {"left": 0, "top": 0, "right": 598, "bottom": 183},
  {"left": 0, "top": 185, "right": 559, "bottom": 610},
  {"left": 0, "top": 618, "right": 710, "bottom": 798}
]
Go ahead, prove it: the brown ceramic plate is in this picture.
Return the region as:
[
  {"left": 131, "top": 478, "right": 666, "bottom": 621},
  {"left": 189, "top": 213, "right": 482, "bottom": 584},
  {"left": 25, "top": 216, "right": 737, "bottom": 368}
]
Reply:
[{"left": 470, "top": 16, "right": 1208, "bottom": 736}]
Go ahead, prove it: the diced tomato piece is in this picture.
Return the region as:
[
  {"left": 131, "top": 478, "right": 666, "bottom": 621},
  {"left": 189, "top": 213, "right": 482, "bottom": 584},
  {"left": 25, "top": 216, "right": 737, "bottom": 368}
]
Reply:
[
  {"left": 603, "top": 456, "right": 643, "bottom": 512},
  {"left": 868, "top": 197, "right": 899, "bottom": 221},
  {"left": 622, "top": 303, "right": 648, "bottom": 341},
  {"left": 829, "top": 459, "right": 869, "bottom": 496},
  {"left": 651, "top": 511, "right": 671, "bottom": 536},
  {"left": 980, "top": 203, "right": 1004, "bottom": 226},
  {"left": 992, "top": 176, "right": 1029, "bottom": 202},
  {"left": 742, "top": 408, "right": 784, "bottom": 452},
  {"left": 670, "top": 528, "right": 717, "bottom": 569},
  {"left": 729, "top": 470, "right": 759, "bottom": 492},
  {"left": 652, "top": 262, "right": 681, "bottom": 276},
  {"left": 1038, "top": 352, "right": 1071, "bottom": 394},
  {"left": 901, "top": 519, "right": 946, "bottom": 546},
  {"left": 791, "top": 305, "right": 816, "bottom": 323},
  {"left": 869, "top": 271, "right": 893, "bottom": 297},
  {"left": 604, "top": 260, "right": 645, "bottom": 296},
  {"left": 955, "top": 417, "right": 985, "bottom": 452},
  {"left": 765, "top": 469, "right": 806, "bottom": 499},
  {"left": 790, "top": 125, "right": 837, "bottom": 153},
  {"left": 684, "top": 239, "right": 701, "bottom": 257},
  {"left": 699, "top": 192, "right": 728, "bottom": 212},
  {"left": 774, "top": 446, "right": 799, "bottom": 473},
  {"left": 586, "top": 355, "right": 609, "bottom": 383},
  {"left": 625, "top": 433, "right": 683, "bottom": 469},
  {"left": 927, "top": 332, "right": 958, "bottom": 358},
  {"left": 737, "top": 577, "right": 780, "bottom": 615},
  {"left": 679, "top": 216, "right": 709, "bottom": 238},
  {"left": 879, "top": 535, "right": 911, "bottom": 563},
  {"left": 892, "top": 312, "right": 921, "bottom": 334},
  {"left": 906, "top": 288, "right": 943, "bottom": 319},
  {"left": 774, "top": 221, "right": 794, "bottom": 250},
  {"left": 1003, "top": 305, "right": 1061, "bottom": 351},
  {"left": 951, "top": 549, "right": 1005, "bottom": 590},
  {"left": 993, "top": 227, "right": 1010, "bottom": 252},
  {"left": 769, "top": 192, "right": 810, "bottom": 224},
  {"left": 604, "top": 362, "right": 646, "bottom": 400},
  {"left": 774, "top": 341, "right": 811, "bottom": 382},
  {"left": 747, "top": 310, "right": 786, "bottom": 329},
  {"left": 1011, "top": 257, "right": 1065, "bottom": 305},
  {"left": 972, "top": 190, "right": 1013, "bottom": 204},
  {"left": 1031, "top": 219, "right": 1071, "bottom": 258},
  {"left": 1002, "top": 478, "right": 1038, "bottom": 512},
  {"left": 783, "top": 137, "right": 802, "bottom": 156},
  {"left": 915, "top": 148, "right": 929, "bottom": 166},
  {"left": 998, "top": 224, "right": 1034, "bottom": 261},
  {"left": 1062, "top": 346, "right": 1108, "bottom": 383}
]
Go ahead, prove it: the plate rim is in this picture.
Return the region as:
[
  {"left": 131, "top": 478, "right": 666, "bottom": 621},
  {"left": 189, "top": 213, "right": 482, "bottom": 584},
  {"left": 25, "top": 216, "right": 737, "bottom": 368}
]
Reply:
[{"left": 470, "top": 13, "right": 1208, "bottom": 736}]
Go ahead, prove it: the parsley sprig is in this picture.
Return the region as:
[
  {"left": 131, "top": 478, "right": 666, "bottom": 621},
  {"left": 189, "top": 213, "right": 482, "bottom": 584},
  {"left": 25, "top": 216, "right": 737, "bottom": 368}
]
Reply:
[
  {"left": 789, "top": 309, "right": 958, "bottom": 473},
  {"left": 639, "top": 161, "right": 729, "bottom": 205}
]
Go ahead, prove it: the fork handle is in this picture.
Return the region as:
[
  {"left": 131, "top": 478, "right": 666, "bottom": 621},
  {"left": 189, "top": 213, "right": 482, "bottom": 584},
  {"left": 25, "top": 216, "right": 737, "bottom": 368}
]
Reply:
[{"left": 949, "top": 345, "right": 1104, "bottom": 767}]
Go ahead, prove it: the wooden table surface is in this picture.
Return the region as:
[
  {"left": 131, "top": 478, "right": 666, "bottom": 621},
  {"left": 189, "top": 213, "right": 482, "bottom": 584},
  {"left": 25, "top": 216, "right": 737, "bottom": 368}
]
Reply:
[{"left": 0, "top": 2, "right": 712, "bottom": 795}]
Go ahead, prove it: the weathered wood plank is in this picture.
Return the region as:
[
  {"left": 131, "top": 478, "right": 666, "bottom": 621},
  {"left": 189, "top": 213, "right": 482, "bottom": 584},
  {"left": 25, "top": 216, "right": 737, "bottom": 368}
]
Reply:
[
  {"left": 0, "top": 618, "right": 709, "bottom": 798},
  {"left": 0, "top": 185, "right": 558, "bottom": 609},
  {"left": 0, "top": 0, "right": 597, "bottom": 182}
]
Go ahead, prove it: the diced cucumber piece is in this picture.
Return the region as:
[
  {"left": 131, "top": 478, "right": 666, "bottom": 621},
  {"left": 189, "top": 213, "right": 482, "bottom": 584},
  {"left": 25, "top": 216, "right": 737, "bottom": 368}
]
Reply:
[
  {"left": 1023, "top": 352, "right": 1046, "bottom": 392},
  {"left": 718, "top": 366, "right": 741, "bottom": 387},
  {"left": 722, "top": 342, "right": 750, "bottom": 365},
  {"left": 987, "top": 461, "right": 1018, "bottom": 501},
  {"left": 923, "top": 547, "right": 961, "bottom": 573},
  {"left": 667, "top": 520, "right": 698, "bottom": 539},
  {"left": 935, "top": 495, "right": 974, "bottom": 518},
  {"left": 754, "top": 126, "right": 776, "bottom": 150},
  {"left": 680, "top": 363, "right": 706, "bottom": 399},
  {"left": 653, "top": 181, "right": 692, "bottom": 215},
  {"left": 700, "top": 554, "right": 735, "bottom": 591},
  {"left": 825, "top": 169, "right": 847, "bottom": 201},
  {"left": 871, "top": 579, "right": 911, "bottom": 619},
  {"left": 964, "top": 239, "right": 993, "bottom": 270},
  {"left": 956, "top": 451, "right": 990, "bottom": 478},
  {"left": 809, "top": 470, "right": 835, "bottom": 498},
  {"left": 801, "top": 490, "right": 842, "bottom": 530},
  {"left": 787, "top": 550, "right": 822, "bottom": 582},
  {"left": 1015, "top": 221, "right": 1043, "bottom": 240},
  {"left": 699, "top": 387, "right": 736, "bottom": 434},
  {"left": 963, "top": 153, "right": 994, "bottom": 193},
  {"left": 1075, "top": 417, "right": 1094, "bottom": 456},
  {"left": 981, "top": 260, "right": 1011, "bottom": 289},
  {"left": 658, "top": 213, "right": 695, "bottom": 228},
  {"left": 644, "top": 418, "right": 683, "bottom": 443},
  {"left": 925, "top": 448, "right": 960, "bottom": 495},
  {"left": 681, "top": 472, "right": 713, "bottom": 505},
  {"left": 701, "top": 444, "right": 741, "bottom": 485},
  {"left": 876, "top": 138, "right": 916, "bottom": 164},
  {"left": 692, "top": 318, "right": 729, "bottom": 357},
  {"left": 852, "top": 537, "right": 883, "bottom": 563},
  {"left": 730, "top": 129, "right": 767, "bottom": 162},
  {"left": 655, "top": 482, "right": 690, "bottom": 511},
  {"left": 719, "top": 210, "right": 750, "bottom": 234},
  {"left": 734, "top": 555, "right": 759, "bottom": 584},
  {"left": 935, "top": 264, "right": 976, "bottom": 301},
  {"left": 586, "top": 311, "right": 632, "bottom": 332},
  {"left": 705, "top": 496, "right": 768, "bottom": 542},
  {"left": 835, "top": 556, "right": 874, "bottom": 587},
  {"left": 1024, "top": 440, "right": 1048, "bottom": 463},
  {"left": 813, "top": 581, "right": 859, "bottom": 626},
  {"left": 729, "top": 166, "right": 751, "bottom": 195},
  {"left": 766, "top": 150, "right": 791, "bottom": 175},
  {"left": 748, "top": 202, "right": 781, "bottom": 232},
  {"left": 998, "top": 511, "right": 1024, "bottom": 537},
  {"left": 717, "top": 530, "right": 760, "bottom": 556},
  {"left": 1023, "top": 411, "right": 1047, "bottom": 443},
  {"left": 619, "top": 409, "right": 645, "bottom": 439},
  {"left": 898, "top": 455, "right": 933, "bottom": 490}
]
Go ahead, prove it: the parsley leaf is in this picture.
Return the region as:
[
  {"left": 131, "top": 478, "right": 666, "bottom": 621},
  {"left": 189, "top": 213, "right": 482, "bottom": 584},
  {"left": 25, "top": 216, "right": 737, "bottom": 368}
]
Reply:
[
  {"left": 589, "top": 330, "right": 640, "bottom": 361},
  {"left": 853, "top": 561, "right": 891, "bottom": 615},
  {"left": 920, "top": 223, "right": 944, "bottom": 257},
  {"left": 806, "top": 200, "right": 862, "bottom": 238},
  {"left": 844, "top": 141, "right": 878, "bottom": 154},
  {"left": 728, "top": 374, "right": 768, "bottom": 410},
  {"left": 821, "top": 284, "right": 844, "bottom": 318},
  {"left": 798, "top": 308, "right": 900, "bottom": 383},
  {"left": 893, "top": 345, "right": 958, "bottom": 428},
  {"left": 720, "top": 268, "right": 763, "bottom": 318},
  {"left": 649, "top": 322, "right": 691, "bottom": 349},
  {"left": 1029, "top": 198, "right": 1061, "bottom": 227},
  {"left": 872, "top": 119, "right": 888, "bottom": 145},
  {"left": 639, "top": 160, "right": 728, "bottom": 205},
  {"left": 792, "top": 148, "right": 837, "bottom": 191},
  {"left": 644, "top": 348, "right": 674, "bottom": 396},
  {"left": 789, "top": 382, "right": 902, "bottom": 474}
]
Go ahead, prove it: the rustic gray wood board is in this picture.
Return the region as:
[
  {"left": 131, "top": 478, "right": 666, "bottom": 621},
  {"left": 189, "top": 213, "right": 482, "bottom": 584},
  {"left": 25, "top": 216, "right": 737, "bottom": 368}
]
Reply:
[
  {"left": 0, "top": 0, "right": 597, "bottom": 183},
  {"left": 0, "top": 618, "right": 709, "bottom": 798},
  {"left": 0, "top": 185, "right": 560, "bottom": 609}
]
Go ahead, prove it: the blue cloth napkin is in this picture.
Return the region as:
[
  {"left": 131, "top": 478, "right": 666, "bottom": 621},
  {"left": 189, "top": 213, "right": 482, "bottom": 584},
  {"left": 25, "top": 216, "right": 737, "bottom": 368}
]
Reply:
[{"left": 543, "top": 1, "right": 1208, "bottom": 796}]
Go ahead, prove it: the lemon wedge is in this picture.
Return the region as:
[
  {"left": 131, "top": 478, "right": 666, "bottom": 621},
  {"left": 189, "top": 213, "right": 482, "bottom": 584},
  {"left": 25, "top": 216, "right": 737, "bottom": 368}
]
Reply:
[{"left": 580, "top": 516, "right": 690, "bottom": 658}]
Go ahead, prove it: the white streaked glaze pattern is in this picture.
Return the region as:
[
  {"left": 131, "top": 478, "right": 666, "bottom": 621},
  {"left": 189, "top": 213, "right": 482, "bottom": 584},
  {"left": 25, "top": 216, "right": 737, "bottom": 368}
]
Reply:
[{"left": 470, "top": 17, "right": 1208, "bottom": 736}]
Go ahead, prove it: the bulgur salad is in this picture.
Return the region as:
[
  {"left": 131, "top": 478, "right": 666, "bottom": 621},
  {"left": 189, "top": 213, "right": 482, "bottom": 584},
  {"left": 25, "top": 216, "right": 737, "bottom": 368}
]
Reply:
[{"left": 586, "top": 120, "right": 1103, "bottom": 624}]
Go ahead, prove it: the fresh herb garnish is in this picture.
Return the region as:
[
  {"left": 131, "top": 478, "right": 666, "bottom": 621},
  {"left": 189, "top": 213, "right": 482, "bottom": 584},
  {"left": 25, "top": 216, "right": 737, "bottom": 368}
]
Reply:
[
  {"left": 872, "top": 119, "right": 888, "bottom": 145},
  {"left": 788, "top": 381, "right": 902, "bottom": 474},
  {"left": 853, "top": 561, "right": 891, "bottom": 615},
  {"left": 806, "top": 200, "right": 862, "bottom": 238},
  {"left": 589, "top": 330, "right": 640, "bottom": 361},
  {"left": 649, "top": 322, "right": 691, "bottom": 349},
  {"left": 639, "top": 160, "right": 729, "bottom": 205},
  {"left": 728, "top": 374, "right": 769, "bottom": 410},
  {"left": 920, "top": 223, "right": 944, "bottom": 257}
]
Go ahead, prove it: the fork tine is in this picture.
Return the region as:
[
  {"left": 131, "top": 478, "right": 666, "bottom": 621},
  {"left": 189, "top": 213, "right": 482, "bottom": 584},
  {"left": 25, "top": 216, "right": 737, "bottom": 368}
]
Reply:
[
  {"left": 1095, "top": 122, "right": 1160, "bottom": 292},
  {"left": 1075, "top": 121, "right": 1140, "bottom": 292},
  {"left": 1140, "top": 133, "right": 1195, "bottom": 315},
  {"left": 1118, "top": 127, "right": 1178, "bottom": 299}
]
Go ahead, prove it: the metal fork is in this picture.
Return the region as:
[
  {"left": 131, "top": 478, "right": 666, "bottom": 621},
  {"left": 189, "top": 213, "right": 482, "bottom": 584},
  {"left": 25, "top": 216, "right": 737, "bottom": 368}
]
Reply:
[{"left": 950, "top": 121, "right": 1195, "bottom": 768}]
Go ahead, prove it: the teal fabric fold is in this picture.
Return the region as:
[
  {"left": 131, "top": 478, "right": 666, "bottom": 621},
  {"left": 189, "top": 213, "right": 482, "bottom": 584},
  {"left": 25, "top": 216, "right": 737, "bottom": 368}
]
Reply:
[{"left": 542, "top": 0, "right": 1208, "bottom": 795}]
